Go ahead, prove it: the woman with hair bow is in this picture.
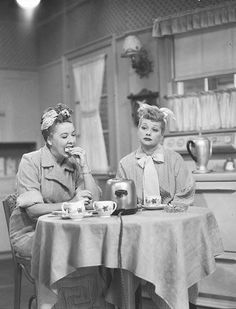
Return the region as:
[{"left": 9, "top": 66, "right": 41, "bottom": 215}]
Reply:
[
  {"left": 10, "top": 103, "right": 100, "bottom": 257},
  {"left": 117, "top": 103, "right": 195, "bottom": 207}
]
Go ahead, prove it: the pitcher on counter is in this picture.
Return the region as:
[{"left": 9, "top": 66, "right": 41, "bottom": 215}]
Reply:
[
  {"left": 116, "top": 103, "right": 195, "bottom": 208},
  {"left": 9, "top": 103, "right": 100, "bottom": 257}
]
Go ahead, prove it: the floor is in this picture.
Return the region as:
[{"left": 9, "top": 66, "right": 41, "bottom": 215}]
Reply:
[
  {"left": 0, "top": 258, "right": 35, "bottom": 309},
  {"left": 0, "top": 258, "right": 218, "bottom": 309}
]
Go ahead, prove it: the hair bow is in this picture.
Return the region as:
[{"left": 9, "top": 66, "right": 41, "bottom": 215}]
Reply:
[
  {"left": 137, "top": 101, "right": 176, "bottom": 124},
  {"left": 159, "top": 107, "right": 176, "bottom": 123}
]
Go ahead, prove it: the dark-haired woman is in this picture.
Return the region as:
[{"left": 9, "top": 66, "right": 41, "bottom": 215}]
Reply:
[{"left": 10, "top": 103, "right": 100, "bottom": 257}]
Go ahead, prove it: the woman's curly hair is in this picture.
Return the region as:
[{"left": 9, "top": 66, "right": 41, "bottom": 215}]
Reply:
[
  {"left": 137, "top": 103, "right": 175, "bottom": 134},
  {"left": 138, "top": 104, "right": 166, "bottom": 133}
]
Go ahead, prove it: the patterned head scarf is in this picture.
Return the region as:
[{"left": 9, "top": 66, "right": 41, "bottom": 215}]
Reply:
[
  {"left": 41, "top": 103, "right": 72, "bottom": 131},
  {"left": 41, "top": 103, "right": 73, "bottom": 141},
  {"left": 137, "top": 102, "right": 175, "bottom": 133}
]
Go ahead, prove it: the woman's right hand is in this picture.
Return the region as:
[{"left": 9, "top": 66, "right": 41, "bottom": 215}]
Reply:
[
  {"left": 68, "top": 146, "right": 88, "bottom": 169},
  {"left": 75, "top": 189, "right": 92, "bottom": 206}
]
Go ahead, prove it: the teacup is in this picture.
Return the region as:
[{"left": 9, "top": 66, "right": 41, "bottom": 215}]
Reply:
[
  {"left": 61, "top": 200, "right": 85, "bottom": 218},
  {"left": 145, "top": 196, "right": 161, "bottom": 208},
  {"left": 93, "top": 201, "right": 117, "bottom": 217}
]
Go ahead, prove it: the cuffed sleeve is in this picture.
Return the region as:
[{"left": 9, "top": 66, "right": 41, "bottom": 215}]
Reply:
[
  {"left": 172, "top": 154, "right": 195, "bottom": 206},
  {"left": 16, "top": 154, "right": 44, "bottom": 207}
]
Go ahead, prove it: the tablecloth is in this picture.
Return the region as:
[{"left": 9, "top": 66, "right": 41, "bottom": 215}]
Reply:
[{"left": 31, "top": 206, "right": 223, "bottom": 309}]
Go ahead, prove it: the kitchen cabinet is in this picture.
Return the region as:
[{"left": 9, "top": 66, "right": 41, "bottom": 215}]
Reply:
[
  {"left": 194, "top": 172, "right": 236, "bottom": 309},
  {"left": 0, "top": 70, "right": 40, "bottom": 145},
  {"left": 163, "top": 131, "right": 236, "bottom": 308},
  {"left": 0, "top": 142, "right": 36, "bottom": 256},
  {"left": 0, "top": 177, "right": 16, "bottom": 254}
]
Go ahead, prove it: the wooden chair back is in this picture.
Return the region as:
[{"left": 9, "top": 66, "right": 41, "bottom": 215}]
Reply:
[{"left": 2, "top": 193, "right": 37, "bottom": 309}]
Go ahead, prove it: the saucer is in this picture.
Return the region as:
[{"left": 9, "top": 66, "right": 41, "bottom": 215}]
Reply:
[
  {"left": 142, "top": 204, "right": 165, "bottom": 210},
  {"left": 67, "top": 214, "right": 84, "bottom": 220},
  {"left": 51, "top": 210, "right": 84, "bottom": 220},
  {"left": 98, "top": 215, "right": 111, "bottom": 218},
  {"left": 83, "top": 212, "right": 94, "bottom": 218},
  {"left": 51, "top": 210, "right": 94, "bottom": 219}
]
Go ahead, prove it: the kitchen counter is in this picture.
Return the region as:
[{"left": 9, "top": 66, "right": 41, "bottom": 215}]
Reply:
[
  {"left": 193, "top": 170, "right": 236, "bottom": 308},
  {"left": 193, "top": 170, "right": 236, "bottom": 191},
  {"left": 193, "top": 170, "right": 236, "bottom": 181}
]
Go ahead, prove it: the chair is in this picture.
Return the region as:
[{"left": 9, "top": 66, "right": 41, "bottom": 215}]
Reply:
[{"left": 2, "top": 193, "right": 37, "bottom": 309}]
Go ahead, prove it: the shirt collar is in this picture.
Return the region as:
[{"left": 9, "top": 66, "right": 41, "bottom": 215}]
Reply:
[
  {"left": 135, "top": 145, "right": 165, "bottom": 163},
  {"left": 41, "top": 145, "right": 76, "bottom": 172}
]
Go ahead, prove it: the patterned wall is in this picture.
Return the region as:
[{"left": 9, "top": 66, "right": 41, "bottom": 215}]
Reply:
[
  {"left": 38, "top": 0, "right": 236, "bottom": 65},
  {"left": 0, "top": 21, "right": 37, "bottom": 69},
  {"left": 1, "top": 0, "right": 236, "bottom": 68}
]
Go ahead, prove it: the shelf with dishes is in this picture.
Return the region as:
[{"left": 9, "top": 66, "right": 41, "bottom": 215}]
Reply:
[
  {"left": 0, "top": 142, "right": 36, "bottom": 178},
  {"left": 163, "top": 130, "right": 236, "bottom": 154}
]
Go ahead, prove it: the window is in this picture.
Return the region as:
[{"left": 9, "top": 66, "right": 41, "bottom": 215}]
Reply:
[
  {"left": 68, "top": 42, "right": 116, "bottom": 173},
  {"left": 208, "top": 74, "right": 235, "bottom": 91},
  {"left": 176, "top": 73, "right": 236, "bottom": 95},
  {"left": 174, "top": 26, "right": 236, "bottom": 81}
]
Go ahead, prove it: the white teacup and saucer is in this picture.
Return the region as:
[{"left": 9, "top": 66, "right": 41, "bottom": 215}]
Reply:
[
  {"left": 93, "top": 200, "right": 117, "bottom": 217},
  {"left": 143, "top": 196, "right": 163, "bottom": 210},
  {"left": 61, "top": 200, "right": 86, "bottom": 220}
]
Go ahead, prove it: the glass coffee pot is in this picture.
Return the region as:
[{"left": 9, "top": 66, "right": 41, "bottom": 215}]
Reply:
[{"left": 186, "top": 133, "right": 212, "bottom": 173}]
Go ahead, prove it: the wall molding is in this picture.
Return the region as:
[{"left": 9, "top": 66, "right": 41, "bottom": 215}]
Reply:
[{"left": 0, "top": 251, "right": 11, "bottom": 260}]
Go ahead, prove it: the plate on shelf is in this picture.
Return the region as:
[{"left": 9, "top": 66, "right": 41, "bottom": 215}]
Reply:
[{"left": 142, "top": 204, "right": 165, "bottom": 210}]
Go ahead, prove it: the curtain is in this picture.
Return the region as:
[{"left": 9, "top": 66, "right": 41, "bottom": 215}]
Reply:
[
  {"left": 166, "top": 90, "right": 236, "bottom": 132},
  {"left": 200, "top": 92, "right": 221, "bottom": 130},
  {"left": 218, "top": 90, "right": 236, "bottom": 129},
  {"left": 167, "top": 95, "right": 201, "bottom": 132},
  {"left": 228, "top": 90, "right": 236, "bottom": 128},
  {"left": 72, "top": 54, "right": 108, "bottom": 172},
  {"left": 152, "top": 2, "right": 236, "bottom": 37}
]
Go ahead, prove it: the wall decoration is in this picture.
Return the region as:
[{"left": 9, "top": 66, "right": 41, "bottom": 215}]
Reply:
[
  {"left": 127, "top": 88, "right": 159, "bottom": 126},
  {"left": 121, "top": 35, "right": 153, "bottom": 78}
]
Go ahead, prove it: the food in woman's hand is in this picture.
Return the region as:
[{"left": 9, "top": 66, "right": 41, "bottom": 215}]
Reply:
[
  {"left": 65, "top": 146, "right": 81, "bottom": 158},
  {"left": 65, "top": 146, "right": 73, "bottom": 155}
]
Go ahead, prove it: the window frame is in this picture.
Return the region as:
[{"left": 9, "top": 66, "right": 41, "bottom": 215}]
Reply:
[{"left": 62, "top": 37, "right": 117, "bottom": 174}]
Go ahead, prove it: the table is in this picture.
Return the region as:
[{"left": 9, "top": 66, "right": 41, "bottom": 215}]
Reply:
[{"left": 31, "top": 207, "right": 223, "bottom": 309}]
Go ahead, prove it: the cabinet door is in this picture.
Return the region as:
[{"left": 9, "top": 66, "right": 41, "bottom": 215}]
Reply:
[
  {"left": 0, "top": 70, "right": 40, "bottom": 144},
  {"left": 195, "top": 189, "right": 236, "bottom": 308},
  {"left": 0, "top": 177, "right": 16, "bottom": 253}
]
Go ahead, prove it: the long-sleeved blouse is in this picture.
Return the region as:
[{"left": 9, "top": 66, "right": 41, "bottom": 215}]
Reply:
[{"left": 116, "top": 146, "right": 195, "bottom": 205}]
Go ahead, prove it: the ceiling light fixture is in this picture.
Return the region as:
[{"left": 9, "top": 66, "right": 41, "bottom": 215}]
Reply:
[{"left": 16, "top": 0, "right": 41, "bottom": 10}]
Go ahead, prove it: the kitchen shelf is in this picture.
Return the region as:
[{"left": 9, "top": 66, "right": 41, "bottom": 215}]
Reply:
[
  {"left": 163, "top": 131, "right": 236, "bottom": 154},
  {"left": 0, "top": 142, "right": 36, "bottom": 177},
  {"left": 165, "top": 128, "right": 236, "bottom": 137}
]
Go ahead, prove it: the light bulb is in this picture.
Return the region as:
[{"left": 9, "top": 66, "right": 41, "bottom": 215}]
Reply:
[{"left": 16, "top": 0, "right": 41, "bottom": 10}]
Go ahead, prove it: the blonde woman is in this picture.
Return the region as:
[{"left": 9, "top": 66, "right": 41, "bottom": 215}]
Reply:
[{"left": 117, "top": 104, "right": 195, "bottom": 207}]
